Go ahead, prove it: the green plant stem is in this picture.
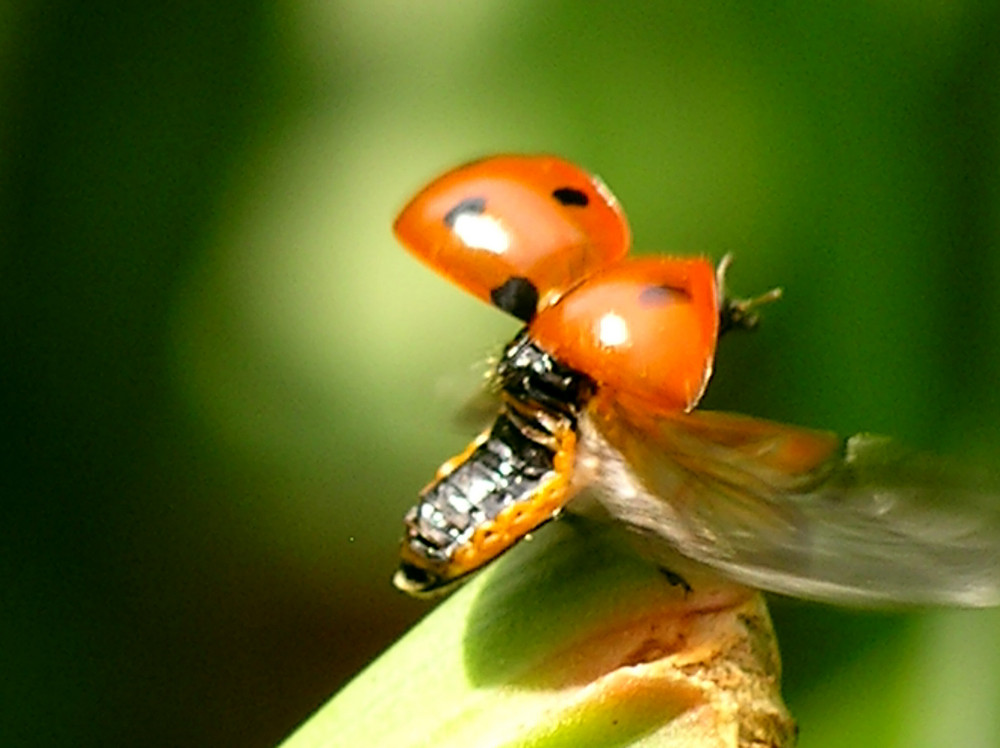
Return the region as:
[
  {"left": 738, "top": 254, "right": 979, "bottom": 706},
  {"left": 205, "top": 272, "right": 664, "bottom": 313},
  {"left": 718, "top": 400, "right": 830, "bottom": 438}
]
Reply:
[{"left": 280, "top": 520, "right": 794, "bottom": 748}]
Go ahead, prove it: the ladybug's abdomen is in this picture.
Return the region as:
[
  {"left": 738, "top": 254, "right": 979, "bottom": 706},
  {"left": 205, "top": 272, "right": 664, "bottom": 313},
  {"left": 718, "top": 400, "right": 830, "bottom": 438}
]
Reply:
[
  {"left": 396, "top": 413, "right": 558, "bottom": 592},
  {"left": 394, "top": 332, "right": 592, "bottom": 596}
]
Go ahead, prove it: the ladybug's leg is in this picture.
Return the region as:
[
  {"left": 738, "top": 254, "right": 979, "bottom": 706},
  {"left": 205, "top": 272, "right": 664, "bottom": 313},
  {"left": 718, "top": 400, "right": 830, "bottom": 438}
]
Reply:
[{"left": 716, "top": 253, "right": 783, "bottom": 335}]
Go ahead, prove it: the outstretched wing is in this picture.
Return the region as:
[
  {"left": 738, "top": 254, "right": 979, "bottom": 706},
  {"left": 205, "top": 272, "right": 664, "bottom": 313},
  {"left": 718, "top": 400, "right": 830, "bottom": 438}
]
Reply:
[{"left": 579, "top": 401, "right": 1000, "bottom": 607}]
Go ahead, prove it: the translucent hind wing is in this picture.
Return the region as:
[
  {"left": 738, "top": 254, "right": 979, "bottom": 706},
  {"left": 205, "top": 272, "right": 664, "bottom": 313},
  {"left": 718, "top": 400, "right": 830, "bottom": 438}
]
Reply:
[{"left": 582, "top": 402, "right": 1000, "bottom": 607}]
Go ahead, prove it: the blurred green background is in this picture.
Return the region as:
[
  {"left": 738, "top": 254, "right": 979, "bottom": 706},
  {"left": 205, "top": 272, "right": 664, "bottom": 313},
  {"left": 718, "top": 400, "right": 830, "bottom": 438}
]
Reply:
[{"left": 4, "top": 1, "right": 1000, "bottom": 746}]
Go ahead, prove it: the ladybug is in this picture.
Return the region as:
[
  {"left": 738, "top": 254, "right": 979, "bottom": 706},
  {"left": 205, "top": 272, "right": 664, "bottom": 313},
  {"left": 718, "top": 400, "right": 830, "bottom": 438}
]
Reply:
[{"left": 391, "top": 155, "right": 1000, "bottom": 606}]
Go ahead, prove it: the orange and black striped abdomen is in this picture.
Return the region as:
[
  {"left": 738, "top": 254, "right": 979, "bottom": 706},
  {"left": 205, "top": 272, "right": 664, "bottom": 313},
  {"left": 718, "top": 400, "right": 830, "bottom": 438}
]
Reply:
[{"left": 394, "top": 332, "right": 592, "bottom": 595}]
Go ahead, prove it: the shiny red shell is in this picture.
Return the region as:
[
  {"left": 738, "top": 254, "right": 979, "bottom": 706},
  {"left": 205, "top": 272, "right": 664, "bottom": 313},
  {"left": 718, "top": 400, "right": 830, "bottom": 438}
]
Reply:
[
  {"left": 529, "top": 257, "right": 719, "bottom": 413},
  {"left": 394, "top": 155, "right": 630, "bottom": 320},
  {"left": 395, "top": 155, "right": 720, "bottom": 413}
]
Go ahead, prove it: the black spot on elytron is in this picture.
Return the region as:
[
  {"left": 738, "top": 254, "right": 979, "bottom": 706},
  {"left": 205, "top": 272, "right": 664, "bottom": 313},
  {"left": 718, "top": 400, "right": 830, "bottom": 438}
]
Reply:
[
  {"left": 638, "top": 284, "right": 692, "bottom": 307},
  {"left": 490, "top": 277, "right": 539, "bottom": 322},
  {"left": 443, "top": 196, "right": 486, "bottom": 228},
  {"left": 552, "top": 187, "right": 589, "bottom": 207}
]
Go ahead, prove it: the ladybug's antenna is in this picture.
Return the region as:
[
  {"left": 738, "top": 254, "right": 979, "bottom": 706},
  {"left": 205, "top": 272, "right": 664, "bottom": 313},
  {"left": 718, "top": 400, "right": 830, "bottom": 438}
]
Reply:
[{"left": 716, "top": 254, "right": 783, "bottom": 335}]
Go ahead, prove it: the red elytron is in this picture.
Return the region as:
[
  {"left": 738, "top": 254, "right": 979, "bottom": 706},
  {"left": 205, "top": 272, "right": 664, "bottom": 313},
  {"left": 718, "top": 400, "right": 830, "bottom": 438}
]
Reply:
[{"left": 391, "top": 155, "right": 1000, "bottom": 606}]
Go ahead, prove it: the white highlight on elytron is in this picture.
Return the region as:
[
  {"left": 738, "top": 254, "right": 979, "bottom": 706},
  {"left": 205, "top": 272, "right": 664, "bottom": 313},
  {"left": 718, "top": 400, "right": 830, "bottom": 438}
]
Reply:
[
  {"left": 597, "top": 312, "right": 630, "bottom": 347},
  {"left": 452, "top": 213, "right": 510, "bottom": 254}
]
